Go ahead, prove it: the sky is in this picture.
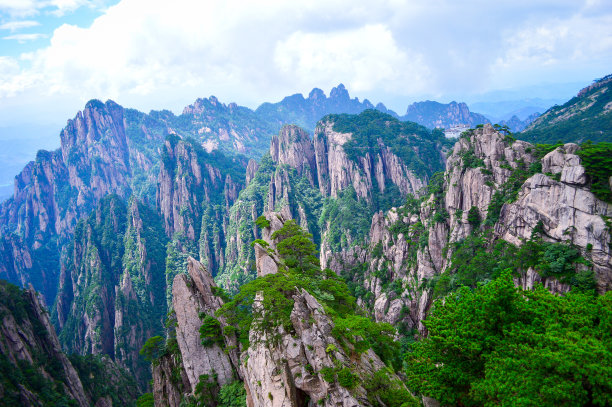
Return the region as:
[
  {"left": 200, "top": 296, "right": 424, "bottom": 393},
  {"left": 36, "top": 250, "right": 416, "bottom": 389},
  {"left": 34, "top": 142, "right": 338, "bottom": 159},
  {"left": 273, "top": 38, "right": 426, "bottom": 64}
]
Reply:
[{"left": 0, "top": 0, "right": 611, "bottom": 143}]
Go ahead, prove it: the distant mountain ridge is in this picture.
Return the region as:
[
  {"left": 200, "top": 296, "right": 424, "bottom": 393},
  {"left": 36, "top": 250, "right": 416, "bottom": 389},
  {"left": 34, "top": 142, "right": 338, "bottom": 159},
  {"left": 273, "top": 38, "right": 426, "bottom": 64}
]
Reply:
[
  {"left": 401, "top": 100, "right": 489, "bottom": 129},
  {"left": 519, "top": 74, "right": 612, "bottom": 144}
]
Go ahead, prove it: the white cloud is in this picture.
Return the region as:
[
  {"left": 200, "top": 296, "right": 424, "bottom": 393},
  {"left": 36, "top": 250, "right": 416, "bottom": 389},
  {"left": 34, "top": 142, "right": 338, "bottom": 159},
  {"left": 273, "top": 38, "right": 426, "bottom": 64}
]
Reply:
[
  {"left": 3, "top": 33, "right": 46, "bottom": 42},
  {"left": 491, "top": 13, "right": 612, "bottom": 87},
  {"left": 0, "top": 0, "right": 611, "bottom": 120},
  {"left": 0, "top": 20, "right": 40, "bottom": 31},
  {"left": 0, "top": 0, "right": 99, "bottom": 17},
  {"left": 274, "top": 25, "right": 431, "bottom": 94}
]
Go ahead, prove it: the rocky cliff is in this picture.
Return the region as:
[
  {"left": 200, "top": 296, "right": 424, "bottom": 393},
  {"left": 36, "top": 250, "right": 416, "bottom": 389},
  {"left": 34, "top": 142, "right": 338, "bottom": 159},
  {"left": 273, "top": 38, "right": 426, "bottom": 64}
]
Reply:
[
  {"left": 53, "top": 195, "right": 167, "bottom": 388},
  {"left": 154, "top": 215, "right": 419, "bottom": 407},
  {"left": 0, "top": 100, "right": 168, "bottom": 305},
  {"left": 216, "top": 112, "right": 447, "bottom": 290},
  {"left": 0, "top": 280, "right": 89, "bottom": 406},
  {"left": 153, "top": 256, "right": 241, "bottom": 407},
  {"left": 0, "top": 280, "right": 139, "bottom": 406},
  {"left": 343, "top": 124, "right": 611, "bottom": 333}
]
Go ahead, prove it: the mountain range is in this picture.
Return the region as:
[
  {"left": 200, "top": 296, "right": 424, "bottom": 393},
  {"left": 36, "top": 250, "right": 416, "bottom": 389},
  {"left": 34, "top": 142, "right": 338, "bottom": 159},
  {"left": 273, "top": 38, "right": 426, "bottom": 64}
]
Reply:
[{"left": 0, "top": 75, "right": 610, "bottom": 406}]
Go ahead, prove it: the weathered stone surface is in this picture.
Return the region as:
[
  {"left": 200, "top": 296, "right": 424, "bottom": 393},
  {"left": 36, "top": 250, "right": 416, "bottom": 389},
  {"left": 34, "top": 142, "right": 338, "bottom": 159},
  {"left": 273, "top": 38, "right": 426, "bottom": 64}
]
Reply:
[
  {"left": 242, "top": 289, "right": 391, "bottom": 407},
  {"left": 153, "top": 353, "right": 191, "bottom": 407},
  {"left": 172, "top": 272, "right": 234, "bottom": 389},
  {"left": 498, "top": 167, "right": 612, "bottom": 291},
  {"left": 0, "top": 284, "right": 89, "bottom": 406}
]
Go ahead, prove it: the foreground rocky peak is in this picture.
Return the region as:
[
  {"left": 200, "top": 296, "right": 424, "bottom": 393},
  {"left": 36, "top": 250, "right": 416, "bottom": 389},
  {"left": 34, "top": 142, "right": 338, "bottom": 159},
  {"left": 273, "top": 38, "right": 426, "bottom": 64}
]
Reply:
[{"left": 172, "top": 257, "right": 235, "bottom": 388}]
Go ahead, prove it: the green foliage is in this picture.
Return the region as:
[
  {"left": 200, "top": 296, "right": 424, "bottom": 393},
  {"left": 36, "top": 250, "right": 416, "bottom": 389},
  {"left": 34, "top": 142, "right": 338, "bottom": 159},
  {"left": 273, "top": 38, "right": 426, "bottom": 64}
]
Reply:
[
  {"left": 139, "top": 336, "right": 165, "bottom": 363},
  {"left": 484, "top": 159, "right": 540, "bottom": 226},
  {"left": 272, "top": 219, "right": 319, "bottom": 273},
  {"left": 329, "top": 109, "right": 449, "bottom": 178},
  {"left": 218, "top": 219, "right": 399, "bottom": 377},
  {"left": 363, "top": 368, "right": 420, "bottom": 407},
  {"left": 459, "top": 148, "right": 485, "bottom": 169},
  {"left": 190, "top": 373, "right": 219, "bottom": 407},
  {"left": 577, "top": 142, "right": 612, "bottom": 202},
  {"left": 69, "top": 354, "right": 139, "bottom": 406},
  {"left": 319, "top": 187, "right": 372, "bottom": 253},
  {"left": 218, "top": 381, "right": 247, "bottom": 407},
  {"left": 519, "top": 80, "right": 612, "bottom": 144},
  {"left": 331, "top": 315, "right": 400, "bottom": 370},
  {"left": 214, "top": 154, "right": 276, "bottom": 290},
  {"left": 405, "top": 272, "right": 612, "bottom": 406},
  {"left": 199, "top": 315, "right": 224, "bottom": 347},
  {"left": 255, "top": 215, "right": 270, "bottom": 228},
  {"left": 403, "top": 193, "right": 421, "bottom": 215},
  {"left": 371, "top": 242, "right": 384, "bottom": 259},
  {"left": 336, "top": 368, "right": 358, "bottom": 389},
  {"left": 136, "top": 393, "right": 155, "bottom": 407},
  {"left": 466, "top": 206, "right": 480, "bottom": 229},
  {"left": 429, "top": 232, "right": 595, "bottom": 298}
]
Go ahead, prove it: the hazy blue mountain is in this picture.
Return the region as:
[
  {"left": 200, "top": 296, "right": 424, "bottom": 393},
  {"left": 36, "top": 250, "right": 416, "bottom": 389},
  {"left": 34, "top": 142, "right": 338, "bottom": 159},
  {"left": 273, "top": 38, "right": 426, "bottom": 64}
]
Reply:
[{"left": 402, "top": 100, "right": 489, "bottom": 129}]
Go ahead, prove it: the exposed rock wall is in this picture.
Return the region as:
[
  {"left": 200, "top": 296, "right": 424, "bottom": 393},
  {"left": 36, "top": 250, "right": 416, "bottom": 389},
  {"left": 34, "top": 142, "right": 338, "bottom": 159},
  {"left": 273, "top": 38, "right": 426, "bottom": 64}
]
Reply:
[
  {"left": 0, "top": 281, "right": 89, "bottom": 406},
  {"left": 172, "top": 261, "right": 234, "bottom": 388},
  {"left": 53, "top": 196, "right": 167, "bottom": 387},
  {"left": 497, "top": 144, "right": 612, "bottom": 291},
  {"left": 0, "top": 100, "right": 167, "bottom": 304},
  {"left": 352, "top": 125, "right": 611, "bottom": 333}
]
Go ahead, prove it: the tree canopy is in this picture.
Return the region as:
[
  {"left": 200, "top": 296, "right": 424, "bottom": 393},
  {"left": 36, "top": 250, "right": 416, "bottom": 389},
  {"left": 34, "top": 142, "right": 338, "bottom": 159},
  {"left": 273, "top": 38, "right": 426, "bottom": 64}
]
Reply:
[{"left": 404, "top": 271, "right": 612, "bottom": 406}]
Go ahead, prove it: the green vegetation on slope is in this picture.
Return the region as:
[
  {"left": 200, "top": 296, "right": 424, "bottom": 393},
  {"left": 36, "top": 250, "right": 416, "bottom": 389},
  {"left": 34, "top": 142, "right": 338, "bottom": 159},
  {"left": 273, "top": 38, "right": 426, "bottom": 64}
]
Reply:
[
  {"left": 577, "top": 142, "right": 612, "bottom": 203},
  {"left": 405, "top": 271, "right": 612, "bottom": 406},
  {"left": 218, "top": 220, "right": 405, "bottom": 368},
  {"left": 519, "top": 76, "right": 612, "bottom": 144},
  {"left": 328, "top": 109, "right": 450, "bottom": 178},
  {"left": 427, "top": 230, "right": 596, "bottom": 298}
]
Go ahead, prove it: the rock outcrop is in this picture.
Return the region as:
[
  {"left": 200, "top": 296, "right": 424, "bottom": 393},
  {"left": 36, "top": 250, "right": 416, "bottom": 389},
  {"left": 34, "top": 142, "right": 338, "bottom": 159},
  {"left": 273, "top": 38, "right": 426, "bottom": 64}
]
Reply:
[
  {"left": 156, "top": 135, "right": 246, "bottom": 277},
  {"left": 172, "top": 258, "right": 235, "bottom": 389},
  {"left": 497, "top": 144, "right": 612, "bottom": 291},
  {"left": 0, "top": 100, "right": 168, "bottom": 305},
  {"left": 53, "top": 196, "right": 167, "bottom": 387},
  {"left": 242, "top": 289, "right": 386, "bottom": 407},
  {"left": 0, "top": 280, "right": 88, "bottom": 406},
  {"left": 349, "top": 125, "right": 611, "bottom": 333}
]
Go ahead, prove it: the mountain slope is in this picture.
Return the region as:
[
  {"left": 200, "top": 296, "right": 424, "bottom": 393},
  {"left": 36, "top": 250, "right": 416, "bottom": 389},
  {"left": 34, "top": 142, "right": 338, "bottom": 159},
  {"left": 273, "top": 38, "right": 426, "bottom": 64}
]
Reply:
[
  {"left": 0, "top": 280, "right": 139, "bottom": 406},
  {"left": 520, "top": 74, "right": 612, "bottom": 144}
]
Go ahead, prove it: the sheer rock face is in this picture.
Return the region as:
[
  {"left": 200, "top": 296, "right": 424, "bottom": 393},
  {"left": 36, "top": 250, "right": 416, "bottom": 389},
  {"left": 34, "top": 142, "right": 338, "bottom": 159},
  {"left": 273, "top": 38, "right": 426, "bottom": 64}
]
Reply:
[
  {"left": 54, "top": 197, "right": 166, "bottom": 388},
  {"left": 0, "top": 100, "right": 157, "bottom": 305},
  {"left": 172, "top": 257, "right": 235, "bottom": 389},
  {"left": 244, "top": 218, "right": 408, "bottom": 407},
  {"left": 0, "top": 283, "right": 89, "bottom": 406},
  {"left": 242, "top": 289, "right": 395, "bottom": 407},
  {"left": 445, "top": 124, "right": 536, "bottom": 240},
  {"left": 498, "top": 145, "right": 612, "bottom": 292},
  {"left": 156, "top": 136, "right": 244, "bottom": 276},
  {"left": 358, "top": 126, "right": 611, "bottom": 331},
  {"left": 153, "top": 353, "right": 191, "bottom": 407},
  {"left": 270, "top": 125, "right": 317, "bottom": 185},
  {"left": 246, "top": 159, "right": 259, "bottom": 184},
  {"left": 254, "top": 212, "right": 287, "bottom": 277},
  {"left": 313, "top": 121, "right": 426, "bottom": 201}
]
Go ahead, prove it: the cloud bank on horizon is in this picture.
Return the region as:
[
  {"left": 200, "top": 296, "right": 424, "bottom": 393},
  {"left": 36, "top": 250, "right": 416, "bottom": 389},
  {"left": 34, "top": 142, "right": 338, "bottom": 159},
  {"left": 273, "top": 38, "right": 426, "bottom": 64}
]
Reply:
[{"left": 0, "top": 0, "right": 611, "bottom": 124}]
